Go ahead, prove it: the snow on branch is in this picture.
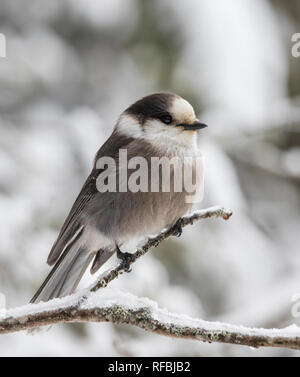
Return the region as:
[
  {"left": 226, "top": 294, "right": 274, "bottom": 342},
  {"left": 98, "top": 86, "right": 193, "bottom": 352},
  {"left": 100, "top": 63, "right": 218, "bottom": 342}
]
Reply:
[
  {"left": 5, "top": 205, "right": 300, "bottom": 350},
  {"left": 1, "top": 289, "right": 300, "bottom": 350}
]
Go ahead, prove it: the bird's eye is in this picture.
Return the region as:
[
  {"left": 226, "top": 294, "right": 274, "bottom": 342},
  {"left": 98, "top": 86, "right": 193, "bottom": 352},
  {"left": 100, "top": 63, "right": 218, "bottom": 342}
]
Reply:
[{"left": 159, "top": 114, "right": 173, "bottom": 125}]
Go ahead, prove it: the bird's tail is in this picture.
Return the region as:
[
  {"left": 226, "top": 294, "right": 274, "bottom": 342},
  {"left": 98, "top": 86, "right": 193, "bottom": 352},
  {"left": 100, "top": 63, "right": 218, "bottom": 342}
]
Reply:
[{"left": 30, "top": 243, "right": 95, "bottom": 304}]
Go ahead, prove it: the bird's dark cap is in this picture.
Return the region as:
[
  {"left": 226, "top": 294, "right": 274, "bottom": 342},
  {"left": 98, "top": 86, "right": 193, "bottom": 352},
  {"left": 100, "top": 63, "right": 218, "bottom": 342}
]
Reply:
[{"left": 124, "top": 93, "right": 178, "bottom": 119}]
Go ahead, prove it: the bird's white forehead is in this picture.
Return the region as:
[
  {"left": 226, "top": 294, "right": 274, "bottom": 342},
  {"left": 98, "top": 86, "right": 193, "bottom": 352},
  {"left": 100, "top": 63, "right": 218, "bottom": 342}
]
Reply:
[{"left": 170, "top": 97, "right": 196, "bottom": 123}]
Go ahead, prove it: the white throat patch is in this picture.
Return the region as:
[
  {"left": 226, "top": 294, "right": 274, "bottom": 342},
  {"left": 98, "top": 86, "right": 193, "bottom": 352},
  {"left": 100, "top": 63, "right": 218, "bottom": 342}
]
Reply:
[{"left": 117, "top": 114, "right": 198, "bottom": 154}]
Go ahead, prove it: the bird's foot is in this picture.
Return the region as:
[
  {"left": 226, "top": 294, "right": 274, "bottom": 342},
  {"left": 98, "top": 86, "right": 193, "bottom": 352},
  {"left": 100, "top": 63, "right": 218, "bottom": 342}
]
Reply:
[
  {"left": 116, "top": 246, "right": 135, "bottom": 272},
  {"left": 172, "top": 219, "right": 183, "bottom": 237}
]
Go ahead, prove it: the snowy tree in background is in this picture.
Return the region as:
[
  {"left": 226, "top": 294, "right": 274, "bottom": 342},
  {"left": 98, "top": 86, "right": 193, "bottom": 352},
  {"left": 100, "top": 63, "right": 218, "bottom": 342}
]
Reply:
[{"left": 0, "top": 0, "right": 299, "bottom": 356}]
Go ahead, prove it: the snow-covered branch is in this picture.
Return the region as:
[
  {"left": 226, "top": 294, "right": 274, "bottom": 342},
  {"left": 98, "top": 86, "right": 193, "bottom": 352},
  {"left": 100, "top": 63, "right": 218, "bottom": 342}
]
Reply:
[
  {"left": 1, "top": 289, "right": 300, "bottom": 350},
  {"left": 2, "top": 205, "right": 300, "bottom": 350}
]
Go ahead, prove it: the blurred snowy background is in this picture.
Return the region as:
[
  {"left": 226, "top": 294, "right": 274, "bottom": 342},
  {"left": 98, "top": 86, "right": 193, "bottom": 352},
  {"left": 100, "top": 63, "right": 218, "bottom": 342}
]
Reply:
[{"left": 0, "top": 0, "right": 300, "bottom": 357}]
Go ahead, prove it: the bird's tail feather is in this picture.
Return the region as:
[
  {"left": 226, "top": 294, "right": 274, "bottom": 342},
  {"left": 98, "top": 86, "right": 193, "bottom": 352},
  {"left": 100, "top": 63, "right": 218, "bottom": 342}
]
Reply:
[{"left": 30, "top": 243, "right": 94, "bottom": 304}]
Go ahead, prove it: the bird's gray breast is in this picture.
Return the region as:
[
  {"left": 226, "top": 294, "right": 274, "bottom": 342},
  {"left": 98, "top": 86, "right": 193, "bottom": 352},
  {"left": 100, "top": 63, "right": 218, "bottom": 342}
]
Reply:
[{"left": 85, "top": 138, "right": 195, "bottom": 242}]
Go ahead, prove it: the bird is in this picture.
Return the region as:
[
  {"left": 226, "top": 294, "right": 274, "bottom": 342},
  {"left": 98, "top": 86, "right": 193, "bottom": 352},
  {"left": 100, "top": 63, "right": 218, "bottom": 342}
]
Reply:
[{"left": 30, "top": 93, "right": 207, "bottom": 303}]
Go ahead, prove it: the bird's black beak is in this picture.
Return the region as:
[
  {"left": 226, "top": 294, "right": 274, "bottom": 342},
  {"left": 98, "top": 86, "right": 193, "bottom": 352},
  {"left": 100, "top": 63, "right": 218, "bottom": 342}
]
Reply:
[{"left": 177, "top": 121, "right": 208, "bottom": 131}]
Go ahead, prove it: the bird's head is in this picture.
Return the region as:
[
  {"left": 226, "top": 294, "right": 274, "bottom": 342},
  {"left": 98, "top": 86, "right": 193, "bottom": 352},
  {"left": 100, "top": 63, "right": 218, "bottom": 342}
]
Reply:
[{"left": 116, "top": 93, "right": 207, "bottom": 146}]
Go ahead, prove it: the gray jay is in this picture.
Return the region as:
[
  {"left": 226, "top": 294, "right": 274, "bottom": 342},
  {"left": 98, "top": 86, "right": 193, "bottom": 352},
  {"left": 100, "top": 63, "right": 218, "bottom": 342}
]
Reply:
[{"left": 31, "top": 93, "right": 207, "bottom": 303}]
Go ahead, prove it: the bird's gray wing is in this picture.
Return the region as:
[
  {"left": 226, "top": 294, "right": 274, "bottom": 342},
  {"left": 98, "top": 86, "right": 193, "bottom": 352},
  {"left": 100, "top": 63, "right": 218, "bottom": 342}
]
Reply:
[
  {"left": 47, "top": 171, "right": 98, "bottom": 265},
  {"left": 47, "top": 130, "right": 135, "bottom": 266}
]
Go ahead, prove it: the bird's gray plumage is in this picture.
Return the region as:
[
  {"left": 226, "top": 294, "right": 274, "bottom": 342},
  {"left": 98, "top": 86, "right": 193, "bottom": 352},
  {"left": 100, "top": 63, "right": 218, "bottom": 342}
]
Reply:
[{"left": 31, "top": 93, "right": 203, "bottom": 303}]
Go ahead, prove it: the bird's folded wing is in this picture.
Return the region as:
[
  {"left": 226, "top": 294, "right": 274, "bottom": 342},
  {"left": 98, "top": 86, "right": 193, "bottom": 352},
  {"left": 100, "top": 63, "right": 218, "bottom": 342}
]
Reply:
[
  {"left": 47, "top": 172, "right": 98, "bottom": 265},
  {"left": 47, "top": 130, "right": 135, "bottom": 266}
]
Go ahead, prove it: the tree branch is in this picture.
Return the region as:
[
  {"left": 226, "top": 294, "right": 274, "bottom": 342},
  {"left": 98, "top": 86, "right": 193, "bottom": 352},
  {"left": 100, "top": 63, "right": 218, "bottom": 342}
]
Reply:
[
  {"left": 89, "top": 206, "right": 232, "bottom": 293},
  {"left": 7, "top": 205, "right": 300, "bottom": 351},
  {"left": 1, "top": 289, "right": 300, "bottom": 350}
]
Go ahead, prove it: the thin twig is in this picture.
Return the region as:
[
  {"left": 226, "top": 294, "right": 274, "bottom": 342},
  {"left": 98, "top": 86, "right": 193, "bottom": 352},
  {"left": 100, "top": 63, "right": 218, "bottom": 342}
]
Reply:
[{"left": 89, "top": 206, "right": 232, "bottom": 293}]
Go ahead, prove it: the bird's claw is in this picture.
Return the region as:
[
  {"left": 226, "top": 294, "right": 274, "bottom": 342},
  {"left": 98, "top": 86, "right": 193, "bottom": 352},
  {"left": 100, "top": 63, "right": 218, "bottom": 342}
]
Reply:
[
  {"left": 116, "top": 247, "right": 134, "bottom": 272},
  {"left": 172, "top": 219, "right": 183, "bottom": 237}
]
